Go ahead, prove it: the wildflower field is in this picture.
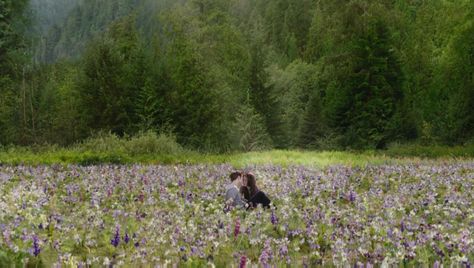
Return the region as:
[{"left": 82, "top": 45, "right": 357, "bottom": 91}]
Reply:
[{"left": 0, "top": 162, "right": 473, "bottom": 267}]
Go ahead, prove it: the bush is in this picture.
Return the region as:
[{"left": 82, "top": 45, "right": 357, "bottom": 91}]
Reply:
[
  {"left": 77, "top": 131, "right": 126, "bottom": 154},
  {"left": 77, "top": 153, "right": 128, "bottom": 166},
  {"left": 76, "top": 131, "right": 182, "bottom": 156},
  {"left": 125, "top": 131, "right": 182, "bottom": 156}
]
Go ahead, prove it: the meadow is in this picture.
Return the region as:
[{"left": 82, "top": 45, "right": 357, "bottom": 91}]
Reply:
[
  {"left": 1, "top": 157, "right": 473, "bottom": 267},
  {"left": 2, "top": 0, "right": 474, "bottom": 266}
]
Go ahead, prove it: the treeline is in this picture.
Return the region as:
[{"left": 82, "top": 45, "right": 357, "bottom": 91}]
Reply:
[{"left": 1, "top": 0, "right": 473, "bottom": 152}]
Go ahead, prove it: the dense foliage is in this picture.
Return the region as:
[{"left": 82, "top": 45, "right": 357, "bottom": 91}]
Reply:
[
  {"left": 0, "top": 163, "right": 473, "bottom": 266},
  {"left": 1, "top": 0, "right": 474, "bottom": 151}
]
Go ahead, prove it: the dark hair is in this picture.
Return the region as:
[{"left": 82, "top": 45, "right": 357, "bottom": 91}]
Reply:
[
  {"left": 230, "top": 171, "right": 241, "bottom": 182},
  {"left": 240, "top": 186, "right": 250, "bottom": 201},
  {"left": 245, "top": 173, "right": 258, "bottom": 197}
]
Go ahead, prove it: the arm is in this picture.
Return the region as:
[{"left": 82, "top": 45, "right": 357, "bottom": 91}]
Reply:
[
  {"left": 261, "top": 192, "right": 271, "bottom": 208},
  {"left": 226, "top": 187, "right": 245, "bottom": 208}
]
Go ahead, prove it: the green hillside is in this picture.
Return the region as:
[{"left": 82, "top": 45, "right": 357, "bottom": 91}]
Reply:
[{"left": 1, "top": 0, "right": 473, "bottom": 153}]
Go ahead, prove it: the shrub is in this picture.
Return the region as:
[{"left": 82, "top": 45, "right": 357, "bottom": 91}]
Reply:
[
  {"left": 76, "top": 132, "right": 126, "bottom": 154},
  {"left": 125, "top": 131, "right": 183, "bottom": 156},
  {"left": 75, "top": 131, "right": 182, "bottom": 157}
]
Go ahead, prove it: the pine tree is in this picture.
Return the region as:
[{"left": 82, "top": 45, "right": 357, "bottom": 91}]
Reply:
[
  {"left": 79, "top": 16, "right": 145, "bottom": 136},
  {"left": 346, "top": 19, "right": 403, "bottom": 148},
  {"left": 298, "top": 89, "right": 326, "bottom": 148},
  {"left": 246, "top": 18, "right": 282, "bottom": 147},
  {"left": 233, "top": 92, "right": 272, "bottom": 152},
  {"left": 436, "top": 18, "right": 474, "bottom": 143},
  {"left": 0, "top": 0, "right": 29, "bottom": 144}
]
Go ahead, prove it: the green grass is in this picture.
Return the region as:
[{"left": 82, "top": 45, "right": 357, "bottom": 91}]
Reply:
[
  {"left": 3, "top": 132, "right": 472, "bottom": 166},
  {"left": 1, "top": 146, "right": 473, "bottom": 167},
  {"left": 227, "top": 150, "right": 399, "bottom": 167},
  {"left": 383, "top": 143, "right": 474, "bottom": 158}
]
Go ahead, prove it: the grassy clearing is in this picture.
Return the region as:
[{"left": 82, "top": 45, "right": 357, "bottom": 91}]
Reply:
[
  {"left": 0, "top": 147, "right": 472, "bottom": 167},
  {"left": 383, "top": 143, "right": 474, "bottom": 158},
  {"left": 227, "top": 150, "right": 399, "bottom": 167},
  {"left": 2, "top": 132, "right": 472, "bottom": 166}
]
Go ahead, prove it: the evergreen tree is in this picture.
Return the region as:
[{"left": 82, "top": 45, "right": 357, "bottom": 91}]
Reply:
[
  {"left": 345, "top": 20, "right": 403, "bottom": 148},
  {"left": 267, "top": 60, "right": 319, "bottom": 148},
  {"left": 160, "top": 3, "right": 236, "bottom": 151},
  {"left": 233, "top": 92, "right": 272, "bottom": 152},
  {"left": 79, "top": 16, "right": 145, "bottom": 136},
  {"left": 434, "top": 17, "right": 474, "bottom": 143},
  {"left": 0, "top": 0, "right": 29, "bottom": 144},
  {"left": 247, "top": 18, "right": 283, "bottom": 147},
  {"left": 298, "top": 88, "right": 326, "bottom": 149}
]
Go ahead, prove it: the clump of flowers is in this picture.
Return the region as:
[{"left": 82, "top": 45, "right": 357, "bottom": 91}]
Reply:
[
  {"left": 124, "top": 233, "right": 130, "bottom": 244},
  {"left": 271, "top": 210, "right": 278, "bottom": 225},
  {"left": 234, "top": 219, "right": 241, "bottom": 238},
  {"left": 239, "top": 255, "right": 247, "bottom": 268},
  {"left": 259, "top": 240, "right": 273, "bottom": 268},
  {"left": 348, "top": 190, "right": 357, "bottom": 202},
  {"left": 111, "top": 225, "right": 120, "bottom": 247},
  {"left": 31, "top": 235, "right": 41, "bottom": 257}
]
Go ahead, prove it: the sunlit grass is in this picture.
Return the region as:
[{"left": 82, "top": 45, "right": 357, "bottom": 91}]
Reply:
[
  {"left": 227, "top": 150, "right": 390, "bottom": 167},
  {"left": 1, "top": 147, "right": 472, "bottom": 167}
]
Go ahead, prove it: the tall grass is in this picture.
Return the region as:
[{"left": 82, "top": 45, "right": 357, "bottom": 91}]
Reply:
[
  {"left": 77, "top": 131, "right": 183, "bottom": 156},
  {"left": 1, "top": 136, "right": 473, "bottom": 166},
  {"left": 384, "top": 142, "right": 474, "bottom": 158}
]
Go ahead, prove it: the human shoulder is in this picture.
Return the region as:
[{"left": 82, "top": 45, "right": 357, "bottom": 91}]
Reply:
[{"left": 226, "top": 184, "right": 239, "bottom": 194}]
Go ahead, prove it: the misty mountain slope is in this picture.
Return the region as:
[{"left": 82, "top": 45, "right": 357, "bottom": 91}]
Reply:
[
  {"left": 30, "top": 0, "right": 177, "bottom": 62},
  {"left": 29, "top": 0, "right": 81, "bottom": 33}
]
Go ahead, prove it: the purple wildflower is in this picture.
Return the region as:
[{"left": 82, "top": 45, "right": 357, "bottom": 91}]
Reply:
[
  {"left": 348, "top": 190, "right": 357, "bottom": 202},
  {"left": 111, "top": 225, "right": 120, "bottom": 247},
  {"left": 245, "top": 226, "right": 251, "bottom": 235},
  {"left": 271, "top": 211, "right": 278, "bottom": 225},
  {"left": 259, "top": 248, "right": 270, "bottom": 268},
  {"left": 32, "top": 235, "right": 41, "bottom": 257},
  {"left": 279, "top": 244, "right": 288, "bottom": 257},
  {"left": 259, "top": 240, "right": 272, "bottom": 268},
  {"left": 124, "top": 233, "right": 130, "bottom": 244},
  {"left": 240, "top": 255, "right": 247, "bottom": 268},
  {"left": 463, "top": 261, "right": 471, "bottom": 268},
  {"left": 234, "top": 219, "right": 241, "bottom": 238}
]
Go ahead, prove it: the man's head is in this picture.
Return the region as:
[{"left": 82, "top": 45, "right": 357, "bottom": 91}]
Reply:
[{"left": 230, "top": 171, "right": 242, "bottom": 187}]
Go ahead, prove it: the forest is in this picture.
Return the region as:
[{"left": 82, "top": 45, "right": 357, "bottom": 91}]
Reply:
[
  {"left": 1, "top": 0, "right": 474, "bottom": 152},
  {"left": 3, "top": 2, "right": 474, "bottom": 266}
]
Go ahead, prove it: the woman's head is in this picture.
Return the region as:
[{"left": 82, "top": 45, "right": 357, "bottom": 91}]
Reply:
[{"left": 244, "top": 173, "right": 258, "bottom": 197}]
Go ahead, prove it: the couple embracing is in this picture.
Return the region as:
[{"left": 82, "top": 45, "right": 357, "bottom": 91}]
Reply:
[{"left": 224, "top": 171, "right": 271, "bottom": 210}]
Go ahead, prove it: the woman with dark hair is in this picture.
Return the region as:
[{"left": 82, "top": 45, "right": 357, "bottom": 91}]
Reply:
[
  {"left": 240, "top": 184, "right": 251, "bottom": 201},
  {"left": 243, "top": 173, "right": 271, "bottom": 209}
]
